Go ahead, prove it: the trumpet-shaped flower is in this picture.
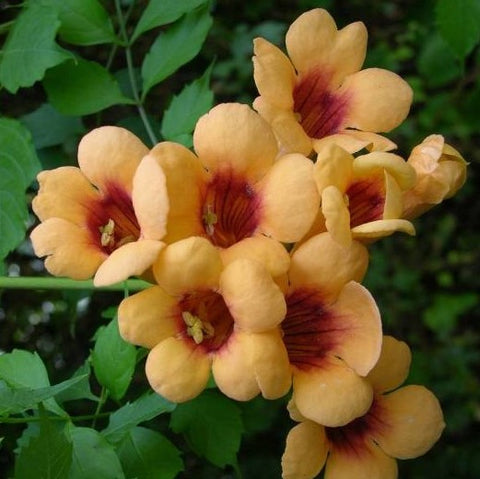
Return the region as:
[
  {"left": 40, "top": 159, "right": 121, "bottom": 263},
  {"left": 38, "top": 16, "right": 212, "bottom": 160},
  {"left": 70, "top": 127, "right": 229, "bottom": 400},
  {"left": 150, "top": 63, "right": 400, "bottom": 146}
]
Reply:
[
  {"left": 402, "top": 134, "right": 467, "bottom": 219},
  {"left": 280, "top": 232, "right": 382, "bottom": 426},
  {"left": 30, "top": 126, "right": 168, "bottom": 286},
  {"left": 281, "top": 336, "right": 445, "bottom": 479},
  {"left": 253, "top": 9, "right": 412, "bottom": 156},
  {"left": 311, "top": 145, "right": 416, "bottom": 246},
  {"left": 143, "top": 103, "right": 319, "bottom": 273},
  {"left": 118, "top": 236, "right": 291, "bottom": 403}
]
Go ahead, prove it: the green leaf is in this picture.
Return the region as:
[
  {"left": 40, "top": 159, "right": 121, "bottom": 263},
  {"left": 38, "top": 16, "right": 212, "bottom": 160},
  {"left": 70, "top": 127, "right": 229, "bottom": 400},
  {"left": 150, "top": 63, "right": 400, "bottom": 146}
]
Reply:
[
  {"left": 141, "top": 6, "right": 213, "bottom": 98},
  {"left": 103, "top": 392, "right": 176, "bottom": 444},
  {"left": 21, "top": 103, "right": 84, "bottom": 149},
  {"left": 0, "top": 375, "right": 87, "bottom": 416},
  {"left": 91, "top": 318, "right": 137, "bottom": 400},
  {"left": 161, "top": 64, "right": 214, "bottom": 147},
  {"left": 116, "top": 427, "right": 183, "bottom": 479},
  {"left": 0, "top": 349, "right": 66, "bottom": 416},
  {"left": 132, "top": 0, "right": 207, "bottom": 41},
  {"left": 69, "top": 426, "right": 125, "bottom": 479},
  {"left": 0, "top": 118, "right": 41, "bottom": 260},
  {"left": 50, "top": 0, "right": 118, "bottom": 46},
  {"left": 0, "top": 349, "right": 50, "bottom": 389},
  {"left": 170, "top": 390, "right": 243, "bottom": 468},
  {"left": 0, "top": 2, "right": 72, "bottom": 93},
  {"left": 43, "top": 59, "right": 135, "bottom": 115},
  {"left": 417, "top": 33, "right": 462, "bottom": 88},
  {"left": 15, "top": 413, "right": 72, "bottom": 479},
  {"left": 436, "top": 0, "right": 480, "bottom": 59},
  {"left": 424, "top": 292, "right": 478, "bottom": 338},
  {"left": 55, "top": 362, "right": 98, "bottom": 404}
]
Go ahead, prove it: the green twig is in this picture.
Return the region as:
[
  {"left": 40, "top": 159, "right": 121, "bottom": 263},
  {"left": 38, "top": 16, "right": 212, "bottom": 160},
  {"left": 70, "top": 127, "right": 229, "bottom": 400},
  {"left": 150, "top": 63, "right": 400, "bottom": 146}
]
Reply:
[
  {"left": 0, "top": 277, "right": 151, "bottom": 291},
  {"left": 114, "top": 0, "right": 158, "bottom": 146},
  {"left": 91, "top": 387, "right": 109, "bottom": 428},
  {"left": 0, "top": 411, "right": 112, "bottom": 425}
]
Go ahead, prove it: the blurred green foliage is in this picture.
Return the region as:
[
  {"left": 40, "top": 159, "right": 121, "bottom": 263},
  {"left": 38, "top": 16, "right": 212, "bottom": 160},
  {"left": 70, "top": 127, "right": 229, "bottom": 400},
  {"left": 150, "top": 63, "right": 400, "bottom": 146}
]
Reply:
[{"left": 0, "top": 0, "right": 479, "bottom": 478}]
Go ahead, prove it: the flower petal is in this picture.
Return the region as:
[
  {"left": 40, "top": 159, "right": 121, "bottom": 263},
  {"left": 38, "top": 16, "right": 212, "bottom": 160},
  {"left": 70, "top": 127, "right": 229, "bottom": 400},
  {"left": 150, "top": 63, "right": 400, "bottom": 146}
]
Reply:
[
  {"left": 118, "top": 286, "right": 179, "bottom": 349},
  {"left": 30, "top": 217, "right": 105, "bottom": 279},
  {"left": 313, "top": 131, "right": 397, "bottom": 154},
  {"left": 292, "top": 356, "right": 373, "bottom": 427},
  {"left": 329, "top": 281, "right": 382, "bottom": 377},
  {"left": 220, "top": 259, "right": 286, "bottom": 332},
  {"left": 146, "top": 141, "right": 205, "bottom": 243},
  {"left": 351, "top": 219, "right": 415, "bottom": 241},
  {"left": 78, "top": 126, "right": 149, "bottom": 193},
  {"left": 219, "top": 236, "right": 291, "bottom": 277},
  {"left": 132, "top": 155, "right": 169, "bottom": 240},
  {"left": 289, "top": 232, "right": 369, "bottom": 301},
  {"left": 145, "top": 337, "right": 211, "bottom": 403},
  {"left": 367, "top": 336, "right": 411, "bottom": 393},
  {"left": 374, "top": 385, "right": 445, "bottom": 459},
  {"left": 353, "top": 152, "right": 416, "bottom": 191},
  {"left": 286, "top": 9, "right": 367, "bottom": 85},
  {"left": 383, "top": 171, "right": 403, "bottom": 219},
  {"left": 314, "top": 144, "right": 353, "bottom": 193},
  {"left": 94, "top": 239, "right": 165, "bottom": 287},
  {"left": 32, "top": 167, "right": 99, "bottom": 223},
  {"left": 153, "top": 237, "right": 222, "bottom": 296},
  {"left": 213, "top": 329, "right": 291, "bottom": 401},
  {"left": 194, "top": 103, "right": 278, "bottom": 181},
  {"left": 321, "top": 186, "right": 352, "bottom": 247},
  {"left": 253, "top": 38, "right": 295, "bottom": 109},
  {"left": 282, "top": 422, "right": 328, "bottom": 479},
  {"left": 342, "top": 68, "right": 413, "bottom": 132},
  {"left": 258, "top": 154, "right": 320, "bottom": 243},
  {"left": 253, "top": 97, "right": 313, "bottom": 156},
  {"left": 325, "top": 440, "right": 398, "bottom": 479}
]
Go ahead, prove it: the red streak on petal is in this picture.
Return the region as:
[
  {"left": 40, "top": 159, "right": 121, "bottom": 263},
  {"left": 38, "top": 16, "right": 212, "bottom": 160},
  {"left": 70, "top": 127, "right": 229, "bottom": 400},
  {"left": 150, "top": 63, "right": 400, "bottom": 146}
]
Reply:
[
  {"left": 86, "top": 182, "right": 140, "bottom": 254},
  {"left": 346, "top": 178, "right": 385, "bottom": 227},
  {"left": 201, "top": 169, "right": 262, "bottom": 248},
  {"left": 179, "top": 290, "right": 234, "bottom": 352},
  {"left": 293, "top": 68, "right": 350, "bottom": 139},
  {"left": 325, "top": 397, "right": 390, "bottom": 458},
  {"left": 282, "top": 288, "right": 348, "bottom": 370}
]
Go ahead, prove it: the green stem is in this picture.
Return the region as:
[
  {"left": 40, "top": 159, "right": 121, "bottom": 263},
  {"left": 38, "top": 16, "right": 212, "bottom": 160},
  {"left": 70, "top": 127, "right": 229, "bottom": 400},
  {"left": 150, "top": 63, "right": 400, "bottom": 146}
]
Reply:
[
  {"left": 114, "top": 0, "right": 158, "bottom": 146},
  {"left": 0, "top": 411, "right": 112, "bottom": 424},
  {"left": 0, "top": 277, "right": 151, "bottom": 291},
  {"left": 92, "top": 387, "right": 109, "bottom": 428}
]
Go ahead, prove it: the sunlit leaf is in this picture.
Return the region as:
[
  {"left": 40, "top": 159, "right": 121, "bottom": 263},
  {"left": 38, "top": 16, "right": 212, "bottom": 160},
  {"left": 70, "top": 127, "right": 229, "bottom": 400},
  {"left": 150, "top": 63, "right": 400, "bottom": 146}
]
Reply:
[
  {"left": 0, "top": 375, "right": 87, "bottom": 416},
  {"left": 103, "top": 392, "right": 176, "bottom": 444},
  {"left": 170, "top": 390, "right": 243, "bottom": 468},
  {"left": 132, "top": 0, "right": 207, "bottom": 41},
  {"left": 141, "top": 6, "right": 212, "bottom": 98},
  {"left": 21, "top": 103, "right": 84, "bottom": 149},
  {"left": 43, "top": 58, "right": 135, "bottom": 115},
  {"left": 161, "top": 64, "right": 214, "bottom": 147},
  {"left": 50, "top": 0, "right": 118, "bottom": 46},
  {"left": 0, "top": 349, "right": 67, "bottom": 416},
  {"left": 0, "top": 2, "right": 72, "bottom": 93},
  {"left": 15, "top": 412, "right": 72, "bottom": 479},
  {"left": 116, "top": 427, "right": 183, "bottom": 479},
  {"left": 69, "top": 426, "right": 125, "bottom": 479},
  {"left": 436, "top": 0, "right": 480, "bottom": 59},
  {"left": 91, "top": 318, "right": 137, "bottom": 401}
]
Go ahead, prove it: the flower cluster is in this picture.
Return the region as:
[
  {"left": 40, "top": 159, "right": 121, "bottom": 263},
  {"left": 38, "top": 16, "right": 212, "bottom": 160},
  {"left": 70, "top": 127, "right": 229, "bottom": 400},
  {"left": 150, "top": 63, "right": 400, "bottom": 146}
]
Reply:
[{"left": 30, "top": 8, "right": 466, "bottom": 478}]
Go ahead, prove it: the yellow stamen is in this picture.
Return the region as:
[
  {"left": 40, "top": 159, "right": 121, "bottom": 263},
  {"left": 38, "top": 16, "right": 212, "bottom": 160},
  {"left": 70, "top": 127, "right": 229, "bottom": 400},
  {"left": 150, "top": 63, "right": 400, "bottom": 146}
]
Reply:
[
  {"left": 182, "top": 311, "right": 215, "bottom": 345},
  {"left": 202, "top": 204, "right": 217, "bottom": 236},
  {"left": 99, "top": 219, "right": 115, "bottom": 247}
]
